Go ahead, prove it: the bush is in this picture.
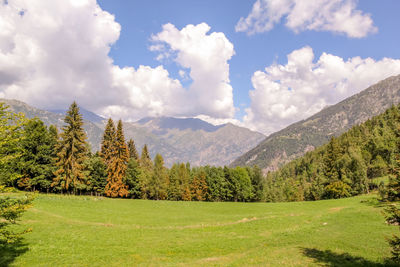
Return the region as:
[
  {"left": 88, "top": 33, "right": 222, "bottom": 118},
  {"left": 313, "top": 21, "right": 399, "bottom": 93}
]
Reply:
[{"left": 0, "top": 194, "right": 34, "bottom": 244}]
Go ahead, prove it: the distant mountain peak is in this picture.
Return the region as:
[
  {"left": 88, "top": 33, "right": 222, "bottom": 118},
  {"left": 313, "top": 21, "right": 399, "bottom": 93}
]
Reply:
[
  {"left": 48, "top": 107, "right": 105, "bottom": 123},
  {"left": 136, "top": 116, "right": 225, "bottom": 132}
]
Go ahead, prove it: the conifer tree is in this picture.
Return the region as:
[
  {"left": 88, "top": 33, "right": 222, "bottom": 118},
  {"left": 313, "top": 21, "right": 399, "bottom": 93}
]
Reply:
[
  {"left": 101, "top": 118, "right": 116, "bottom": 165},
  {"left": 179, "top": 163, "right": 191, "bottom": 201},
  {"left": 127, "top": 139, "right": 139, "bottom": 161},
  {"left": 149, "top": 154, "right": 169, "bottom": 200},
  {"left": 85, "top": 152, "right": 107, "bottom": 196},
  {"left": 168, "top": 164, "right": 181, "bottom": 200},
  {"left": 140, "top": 144, "right": 152, "bottom": 170},
  {"left": 18, "top": 119, "right": 55, "bottom": 192},
  {"left": 190, "top": 170, "right": 208, "bottom": 201},
  {"left": 126, "top": 157, "right": 142, "bottom": 198},
  {"left": 104, "top": 120, "right": 129, "bottom": 198},
  {"left": 53, "top": 102, "right": 88, "bottom": 194},
  {"left": 139, "top": 144, "right": 153, "bottom": 198},
  {"left": 323, "top": 137, "right": 340, "bottom": 182}
]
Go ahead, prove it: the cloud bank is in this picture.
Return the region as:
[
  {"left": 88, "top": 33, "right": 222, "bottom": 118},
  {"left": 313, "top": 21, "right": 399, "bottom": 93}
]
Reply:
[
  {"left": 236, "top": 0, "right": 377, "bottom": 38},
  {"left": 244, "top": 46, "right": 400, "bottom": 134},
  {"left": 0, "top": 0, "right": 235, "bottom": 121}
]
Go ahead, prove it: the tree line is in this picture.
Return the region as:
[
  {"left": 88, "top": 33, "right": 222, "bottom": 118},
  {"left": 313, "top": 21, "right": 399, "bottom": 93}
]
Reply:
[
  {"left": 0, "top": 102, "right": 264, "bottom": 202},
  {"left": 2, "top": 101, "right": 400, "bottom": 203}
]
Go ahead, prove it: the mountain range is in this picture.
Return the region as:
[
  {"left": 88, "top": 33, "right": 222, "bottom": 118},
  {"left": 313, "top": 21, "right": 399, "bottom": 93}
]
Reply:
[
  {"left": 0, "top": 98, "right": 265, "bottom": 167},
  {"left": 231, "top": 74, "right": 400, "bottom": 171}
]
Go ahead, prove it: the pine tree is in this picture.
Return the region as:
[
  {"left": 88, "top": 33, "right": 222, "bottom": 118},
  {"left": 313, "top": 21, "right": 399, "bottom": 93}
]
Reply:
[
  {"left": 53, "top": 102, "right": 88, "bottom": 194},
  {"left": 323, "top": 137, "right": 340, "bottom": 182},
  {"left": 168, "top": 164, "right": 181, "bottom": 200},
  {"left": 138, "top": 144, "right": 153, "bottom": 199},
  {"left": 149, "top": 154, "right": 169, "bottom": 200},
  {"left": 85, "top": 152, "right": 107, "bottom": 196},
  {"left": 18, "top": 119, "right": 55, "bottom": 192},
  {"left": 101, "top": 118, "right": 116, "bottom": 165},
  {"left": 104, "top": 120, "right": 129, "bottom": 198},
  {"left": 127, "top": 139, "right": 139, "bottom": 161},
  {"left": 140, "top": 144, "right": 152, "bottom": 170},
  {"left": 126, "top": 158, "right": 142, "bottom": 198},
  {"left": 190, "top": 169, "right": 208, "bottom": 201},
  {"left": 179, "top": 163, "right": 191, "bottom": 201}
]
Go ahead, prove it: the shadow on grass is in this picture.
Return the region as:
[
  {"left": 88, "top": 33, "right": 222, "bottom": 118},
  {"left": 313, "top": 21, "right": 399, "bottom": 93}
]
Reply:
[
  {"left": 360, "top": 197, "right": 387, "bottom": 208},
  {"left": 0, "top": 241, "right": 28, "bottom": 267},
  {"left": 301, "top": 248, "right": 397, "bottom": 267}
]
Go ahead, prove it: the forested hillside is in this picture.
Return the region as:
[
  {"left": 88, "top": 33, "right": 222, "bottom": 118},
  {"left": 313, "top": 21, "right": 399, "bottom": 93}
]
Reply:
[
  {"left": 232, "top": 74, "right": 400, "bottom": 171},
  {"left": 263, "top": 103, "right": 400, "bottom": 202}
]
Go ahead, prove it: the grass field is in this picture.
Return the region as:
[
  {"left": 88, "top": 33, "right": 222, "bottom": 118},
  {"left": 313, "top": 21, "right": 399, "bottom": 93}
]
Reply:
[{"left": 1, "top": 193, "right": 398, "bottom": 266}]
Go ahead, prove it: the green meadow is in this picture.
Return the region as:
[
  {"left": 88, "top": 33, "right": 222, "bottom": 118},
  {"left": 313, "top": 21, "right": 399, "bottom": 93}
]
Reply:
[{"left": 1, "top": 193, "right": 397, "bottom": 266}]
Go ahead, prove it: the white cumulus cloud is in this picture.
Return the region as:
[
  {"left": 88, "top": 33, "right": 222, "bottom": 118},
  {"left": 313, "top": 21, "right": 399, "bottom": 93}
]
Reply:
[
  {"left": 0, "top": 0, "right": 236, "bottom": 123},
  {"left": 244, "top": 46, "right": 400, "bottom": 134},
  {"left": 151, "top": 23, "right": 236, "bottom": 119},
  {"left": 236, "top": 0, "right": 377, "bottom": 38}
]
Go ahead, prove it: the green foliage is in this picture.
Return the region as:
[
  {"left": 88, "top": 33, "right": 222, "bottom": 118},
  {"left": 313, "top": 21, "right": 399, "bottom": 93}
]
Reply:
[
  {"left": 101, "top": 118, "right": 116, "bottom": 165},
  {"left": 265, "top": 104, "right": 400, "bottom": 202},
  {"left": 385, "top": 204, "right": 400, "bottom": 263},
  {"left": 84, "top": 152, "right": 107, "bottom": 195},
  {"left": 17, "top": 119, "right": 56, "bottom": 192},
  {"left": 53, "top": 102, "right": 88, "bottom": 194},
  {"left": 125, "top": 158, "right": 142, "bottom": 198},
  {"left": 127, "top": 139, "right": 139, "bottom": 161},
  {"left": 324, "top": 181, "right": 351, "bottom": 199},
  {"left": 149, "top": 154, "right": 169, "bottom": 200},
  {"left": 0, "top": 103, "right": 26, "bottom": 186},
  {"left": 0, "top": 194, "right": 34, "bottom": 244},
  {"left": 140, "top": 144, "right": 152, "bottom": 171}
]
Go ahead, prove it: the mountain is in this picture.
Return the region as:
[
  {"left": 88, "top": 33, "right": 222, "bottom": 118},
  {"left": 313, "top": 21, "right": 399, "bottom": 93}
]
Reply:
[
  {"left": 124, "top": 117, "right": 265, "bottom": 166},
  {"left": 0, "top": 99, "right": 265, "bottom": 167},
  {"left": 49, "top": 107, "right": 105, "bottom": 124},
  {"left": 0, "top": 98, "right": 104, "bottom": 151},
  {"left": 231, "top": 74, "right": 400, "bottom": 171}
]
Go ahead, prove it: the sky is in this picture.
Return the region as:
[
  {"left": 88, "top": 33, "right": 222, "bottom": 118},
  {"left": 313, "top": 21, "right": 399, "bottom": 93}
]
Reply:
[{"left": 1, "top": 0, "right": 400, "bottom": 135}]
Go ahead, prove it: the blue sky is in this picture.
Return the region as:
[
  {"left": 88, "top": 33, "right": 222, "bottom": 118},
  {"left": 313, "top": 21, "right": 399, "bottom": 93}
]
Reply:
[
  {"left": 1, "top": 0, "right": 400, "bottom": 134},
  {"left": 100, "top": 0, "right": 400, "bottom": 127}
]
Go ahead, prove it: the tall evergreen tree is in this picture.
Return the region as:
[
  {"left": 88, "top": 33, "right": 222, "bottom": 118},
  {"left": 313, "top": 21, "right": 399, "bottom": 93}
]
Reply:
[
  {"left": 85, "top": 152, "right": 107, "bottom": 196},
  {"left": 101, "top": 118, "right": 116, "bottom": 165},
  {"left": 179, "top": 163, "right": 191, "bottom": 201},
  {"left": 18, "top": 119, "right": 55, "bottom": 192},
  {"left": 53, "top": 102, "right": 88, "bottom": 194},
  {"left": 104, "top": 120, "right": 129, "bottom": 198},
  {"left": 127, "top": 139, "right": 139, "bottom": 161},
  {"left": 190, "top": 169, "right": 208, "bottom": 201},
  {"left": 138, "top": 144, "right": 153, "bottom": 198},
  {"left": 149, "top": 154, "right": 169, "bottom": 200},
  {"left": 140, "top": 144, "right": 152, "bottom": 170},
  {"left": 125, "top": 157, "right": 142, "bottom": 198}
]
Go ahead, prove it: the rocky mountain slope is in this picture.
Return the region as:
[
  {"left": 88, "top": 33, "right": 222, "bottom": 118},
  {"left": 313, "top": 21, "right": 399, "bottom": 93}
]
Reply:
[
  {"left": 126, "top": 117, "right": 265, "bottom": 166},
  {"left": 231, "top": 74, "right": 400, "bottom": 171},
  {"left": 0, "top": 99, "right": 265, "bottom": 167}
]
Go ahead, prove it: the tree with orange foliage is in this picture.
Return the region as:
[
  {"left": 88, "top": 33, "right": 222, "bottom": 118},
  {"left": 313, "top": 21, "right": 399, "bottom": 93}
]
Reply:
[{"left": 103, "top": 120, "right": 129, "bottom": 197}]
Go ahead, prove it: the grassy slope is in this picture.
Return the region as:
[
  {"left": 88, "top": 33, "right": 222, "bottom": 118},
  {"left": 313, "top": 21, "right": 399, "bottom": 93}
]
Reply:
[{"left": 2, "top": 194, "right": 397, "bottom": 266}]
